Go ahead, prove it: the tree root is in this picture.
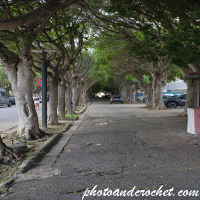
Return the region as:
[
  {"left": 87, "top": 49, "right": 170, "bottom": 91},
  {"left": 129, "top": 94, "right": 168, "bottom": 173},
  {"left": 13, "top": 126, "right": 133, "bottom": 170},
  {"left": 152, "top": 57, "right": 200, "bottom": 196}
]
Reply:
[
  {"left": 0, "top": 146, "right": 21, "bottom": 165},
  {"left": 31, "top": 129, "right": 46, "bottom": 140},
  {"left": 22, "top": 127, "right": 46, "bottom": 140}
]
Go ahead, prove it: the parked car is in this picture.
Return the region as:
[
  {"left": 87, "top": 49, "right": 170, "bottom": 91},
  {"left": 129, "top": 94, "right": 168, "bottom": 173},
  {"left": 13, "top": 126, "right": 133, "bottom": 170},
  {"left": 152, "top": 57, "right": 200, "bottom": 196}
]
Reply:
[
  {"left": 163, "top": 94, "right": 186, "bottom": 108},
  {"left": 10, "top": 96, "right": 15, "bottom": 105},
  {"left": 0, "top": 88, "right": 11, "bottom": 107},
  {"left": 110, "top": 95, "right": 123, "bottom": 104}
]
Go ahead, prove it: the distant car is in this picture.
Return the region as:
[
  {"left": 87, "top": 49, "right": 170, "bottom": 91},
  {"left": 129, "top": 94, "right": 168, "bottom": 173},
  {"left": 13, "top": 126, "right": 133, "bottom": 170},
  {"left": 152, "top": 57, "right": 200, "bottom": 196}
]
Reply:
[
  {"left": 110, "top": 95, "right": 123, "bottom": 104},
  {"left": 0, "top": 88, "right": 11, "bottom": 107},
  {"left": 10, "top": 96, "right": 15, "bottom": 105},
  {"left": 163, "top": 94, "right": 186, "bottom": 108}
]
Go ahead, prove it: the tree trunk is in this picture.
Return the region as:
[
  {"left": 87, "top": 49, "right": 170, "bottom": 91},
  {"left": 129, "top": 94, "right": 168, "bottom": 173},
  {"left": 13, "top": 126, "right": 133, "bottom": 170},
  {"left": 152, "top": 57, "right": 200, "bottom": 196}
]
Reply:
[
  {"left": 72, "top": 80, "right": 85, "bottom": 111},
  {"left": 146, "top": 77, "right": 153, "bottom": 108},
  {"left": 137, "top": 78, "right": 147, "bottom": 94},
  {"left": 58, "top": 83, "right": 66, "bottom": 119},
  {"left": 0, "top": 44, "right": 44, "bottom": 140},
  {"left": 120, "top": 84, "right": 128, "bottom": 103},
  {"left": 184, "top": 79, "right": 199, "bottom": 111},
  {"left": 72, "top": 83, "right": 77, "bottom": 111},
  {"left": 181, "top": 65, "right": 200, "bottom": 115},
  {"left": 152, "top": 72, "right": 167, "bottom": 109},
  {"left": 82, "top": 89, "right": 90, "bottom": 105},
  {"left": 79, "top": 90, "right": 85, "bottom": 106},
  {"left": 129, "top": 84, "right": 136, "bottom": 103},
  {"left": 48, "top": 79, "right": 58, "bottom": 125},
  {"left": 65, "top": 86, "right": 72, "bottom": 114}
]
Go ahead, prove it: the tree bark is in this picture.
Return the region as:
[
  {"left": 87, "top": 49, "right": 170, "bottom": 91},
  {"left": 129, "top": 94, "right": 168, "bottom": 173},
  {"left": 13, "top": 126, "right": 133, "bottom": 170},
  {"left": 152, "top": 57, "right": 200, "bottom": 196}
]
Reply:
[
  {"left": 79, "top": 90, "right": 85, "bottom": 106},
  {"left": 48, "top": 79, "right": 59, "bottom": 125},
  {"left": 72, "top": 79, "right": 85, "bottom": 111},
  {"left": 152, "top": 71, "right": 167, "bottom": 109},
  {"left": 137, "top": 77, "right": 147, "bottom": 94},
  {"left": 146, "top": 77, "right": 153, "bottom": 108},
  {"left": 65, "top": 86, "right": 72, "bottom": 114},
  {"left": 181, "top": 65, "right": 200, "bottom": 115},
  {"left": 129, "top": 83, "right": 136, "bottom": 103},
  {"left": 0, "top": 44, "right": 44, "bottom": 140},
  {"left": 58, "top": 82, "right": 66, "bottom": 119},
  {"left": 187, "top": 63, "right": 200, "bottom": 108},
  {"left": 120, "top": 84, "right": 128, "bottom": 102},
  {"left": 185, "top": 80, "right": 199, "bottom": 108}
]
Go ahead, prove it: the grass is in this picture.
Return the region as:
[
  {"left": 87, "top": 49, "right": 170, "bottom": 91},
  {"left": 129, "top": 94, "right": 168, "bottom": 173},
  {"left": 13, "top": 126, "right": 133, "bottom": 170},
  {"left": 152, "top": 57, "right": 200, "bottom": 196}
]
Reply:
[
  {"left": 12, "top": 132, "right": 17, "bottom": 136},
  {"left": 0, "top": 188, "right": 7, "bottom": 194},
  {"left": 9, "top": 168, "right": 19, "bottom": 177},
  {"left": 0, "top": 165, "right": 19, "bottom": 186},
  {"left": 65, "top": 114, "right": 79, "bottom": 119},
  {"left": 27, "top": 142, "right": 34, "bottom": 145},
  {"left": 0, "top": 178, "right": 10, "bottom": 184},
  {"left": 20, "top": 157, "right": 27, "bottom": 162}
]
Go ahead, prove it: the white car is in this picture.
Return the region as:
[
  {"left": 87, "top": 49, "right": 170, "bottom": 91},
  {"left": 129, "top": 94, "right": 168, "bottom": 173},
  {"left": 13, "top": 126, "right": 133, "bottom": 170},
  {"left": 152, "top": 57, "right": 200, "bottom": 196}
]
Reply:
[{"left": 0, "top": 88, "right": 11, "bottom": 107}]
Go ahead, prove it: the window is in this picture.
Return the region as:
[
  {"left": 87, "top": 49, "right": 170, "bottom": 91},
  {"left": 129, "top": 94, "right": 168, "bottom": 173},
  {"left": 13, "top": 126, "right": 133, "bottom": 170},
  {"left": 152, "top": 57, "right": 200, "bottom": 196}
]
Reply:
[{"left": 0, "top": 91, "right": 5, "bottom": 97}]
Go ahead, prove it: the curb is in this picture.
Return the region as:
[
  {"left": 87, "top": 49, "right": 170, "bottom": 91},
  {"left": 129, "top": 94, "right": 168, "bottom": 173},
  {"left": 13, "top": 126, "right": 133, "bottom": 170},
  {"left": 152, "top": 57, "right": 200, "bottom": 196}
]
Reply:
[
  {"left": 79, "top": 101, "right": 92, "bottom": 114},
  {"left": 0, "top": 123, "right": 71, "bottom": 190}
]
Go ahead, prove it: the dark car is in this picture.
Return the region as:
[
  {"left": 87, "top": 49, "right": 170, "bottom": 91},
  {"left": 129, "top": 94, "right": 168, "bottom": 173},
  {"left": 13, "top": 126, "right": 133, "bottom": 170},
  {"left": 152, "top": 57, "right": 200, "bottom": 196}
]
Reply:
[
  {"left": 163, "top": 94, "right": 186, "bottom": 108},
  {"left": 10, "top": 96, "right": 15, "bottom": 105},
  {"left": 110, "top": 95, "right": 123, "bottom": 104}
]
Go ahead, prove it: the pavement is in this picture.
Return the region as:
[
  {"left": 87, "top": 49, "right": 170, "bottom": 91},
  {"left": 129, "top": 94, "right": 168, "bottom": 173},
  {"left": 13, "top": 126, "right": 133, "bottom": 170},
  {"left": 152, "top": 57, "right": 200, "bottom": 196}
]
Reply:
[{"left": 1, "top": 99, "right": 200, "bottom": 200}]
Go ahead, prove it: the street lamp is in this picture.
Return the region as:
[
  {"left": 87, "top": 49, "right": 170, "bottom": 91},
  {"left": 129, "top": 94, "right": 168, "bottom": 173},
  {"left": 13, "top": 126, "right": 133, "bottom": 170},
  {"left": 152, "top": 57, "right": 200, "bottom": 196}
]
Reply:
[{"left": 31, "top": 49, "right": 57, "bottom": 129}]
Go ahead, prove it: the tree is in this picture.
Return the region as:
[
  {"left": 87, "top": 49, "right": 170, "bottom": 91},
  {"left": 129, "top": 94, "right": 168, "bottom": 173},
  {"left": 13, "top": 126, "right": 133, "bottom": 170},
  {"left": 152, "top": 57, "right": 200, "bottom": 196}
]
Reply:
[
  {"left": 32, "top": 6, "right": 87, "bottom": 124},
  {"left": 0, "top": 0, "right": 78, "bottom": 163},
  {"left": 84, "top": 0, "right": 200, "bottom": 111},
  {"left": 0, "top": 0, "right": 78, "bottom": 30}
]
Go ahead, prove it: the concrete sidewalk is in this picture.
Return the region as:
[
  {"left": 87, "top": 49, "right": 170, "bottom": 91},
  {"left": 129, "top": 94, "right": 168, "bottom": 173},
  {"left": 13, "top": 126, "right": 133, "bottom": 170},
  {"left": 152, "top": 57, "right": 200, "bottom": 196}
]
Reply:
[{"left": 2, "top": 100, "right": 200, "bottom": 200}]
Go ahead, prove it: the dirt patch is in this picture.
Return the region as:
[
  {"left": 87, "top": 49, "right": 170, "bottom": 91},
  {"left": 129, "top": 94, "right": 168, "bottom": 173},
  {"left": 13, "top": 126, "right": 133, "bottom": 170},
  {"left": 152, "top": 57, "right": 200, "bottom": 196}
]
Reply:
[{"left": 0, "top": 122, "right": 68, "bottom": 188}]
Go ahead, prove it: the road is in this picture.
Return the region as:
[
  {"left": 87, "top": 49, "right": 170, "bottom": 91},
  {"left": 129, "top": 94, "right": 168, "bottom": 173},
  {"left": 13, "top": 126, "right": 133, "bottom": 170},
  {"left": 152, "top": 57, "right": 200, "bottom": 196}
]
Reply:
[
  {"left": 3, "top": 100, "right": 200, "bottom": 200},
  {"left": 0, "top": 103, "right": 42, "bottom": 133}
]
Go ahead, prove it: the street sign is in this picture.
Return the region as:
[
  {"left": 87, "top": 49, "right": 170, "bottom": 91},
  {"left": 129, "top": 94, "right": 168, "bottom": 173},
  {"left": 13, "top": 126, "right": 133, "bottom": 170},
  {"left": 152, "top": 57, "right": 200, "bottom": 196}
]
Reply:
[
  {"left": 37, "top": 79, "right": 42, "bottom": 87},
  {"left": 37, "top": 79, "right": 48, "bottom": 87}
]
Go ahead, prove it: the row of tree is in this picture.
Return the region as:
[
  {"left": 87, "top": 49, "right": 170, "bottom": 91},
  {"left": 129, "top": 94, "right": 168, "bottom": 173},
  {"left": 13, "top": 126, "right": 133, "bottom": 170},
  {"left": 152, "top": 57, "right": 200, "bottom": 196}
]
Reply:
[{"left": 0, "top": 2, "right": 97, "bottom": 163}]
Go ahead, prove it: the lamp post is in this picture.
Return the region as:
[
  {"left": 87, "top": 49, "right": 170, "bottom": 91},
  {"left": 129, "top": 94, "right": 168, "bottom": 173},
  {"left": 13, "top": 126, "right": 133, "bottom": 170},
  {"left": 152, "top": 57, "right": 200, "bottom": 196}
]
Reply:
[{"left": 31, "top": 49, "right": 57, "bottom": 129}]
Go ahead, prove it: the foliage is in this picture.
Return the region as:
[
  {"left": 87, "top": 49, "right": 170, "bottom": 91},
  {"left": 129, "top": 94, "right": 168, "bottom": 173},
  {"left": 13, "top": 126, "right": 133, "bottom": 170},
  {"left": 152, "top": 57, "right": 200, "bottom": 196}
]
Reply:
[{"left": 0, "top": 65, "right": 10, "bottom": 88}]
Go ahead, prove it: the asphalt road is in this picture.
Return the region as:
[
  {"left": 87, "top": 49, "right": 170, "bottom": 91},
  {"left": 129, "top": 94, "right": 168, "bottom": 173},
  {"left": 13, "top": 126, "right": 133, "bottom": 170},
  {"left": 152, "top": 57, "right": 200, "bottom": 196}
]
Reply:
[
  {"left": 0, "top": 103, "right": 42, "bottom": 133},
  {"left": 2, "top": 100, "right": 200, "bottom": 200},
  {"left": 0, "top": 105, "right": 18, "bottom": 132}
]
